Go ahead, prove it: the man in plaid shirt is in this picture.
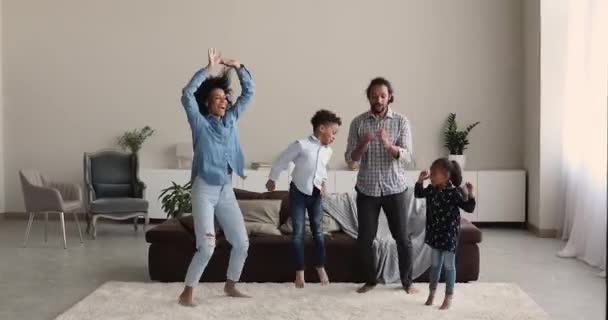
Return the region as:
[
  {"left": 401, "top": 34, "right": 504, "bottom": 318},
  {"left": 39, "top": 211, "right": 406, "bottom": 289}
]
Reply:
[{"left": 345, "top": 77, "right": 415, "bottom": 294}]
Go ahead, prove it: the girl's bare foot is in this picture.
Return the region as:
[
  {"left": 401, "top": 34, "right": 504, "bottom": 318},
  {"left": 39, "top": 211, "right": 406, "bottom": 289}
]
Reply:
[
  {"left": 224, "top": 280, "right": 251, "bottom": 298},
  {"left": 294, "top": 270, "right": 305, "bottom": 289},
  {"left": 178, "top": 287, "right": 196, "bottom": 307},
  {"left": 316, "top": 267, "right": 330, "bottom": 286},
  {"left": 439, "top": 294, "right": 453, "bottom": 310},
  {"left": 424, "top": 290, "right": 436, "bottom": 306}
]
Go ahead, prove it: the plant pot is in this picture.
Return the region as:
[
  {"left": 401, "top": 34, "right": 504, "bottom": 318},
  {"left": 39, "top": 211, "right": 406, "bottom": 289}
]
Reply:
[{"left": 448, "top": 154, "right": 466, "bottom": 169}]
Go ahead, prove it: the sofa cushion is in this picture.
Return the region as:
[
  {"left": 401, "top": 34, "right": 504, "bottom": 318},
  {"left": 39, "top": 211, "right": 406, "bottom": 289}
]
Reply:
[
  {"left": 234, "top": 189, "right": 290, "bottom": 225},
  {"left": 239, "top": 199, "right": 282, "bottom": 236},
  {"left": 239, "top": 200, "right": 281, "bottom": 225},
  {"left": 246, "top": 222, "right": 282, "bottom": 236}
]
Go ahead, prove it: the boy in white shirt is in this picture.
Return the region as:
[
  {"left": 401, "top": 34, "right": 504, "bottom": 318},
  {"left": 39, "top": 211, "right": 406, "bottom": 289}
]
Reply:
[{"left": 266, "top": 109, "right": 341, "bottom": 288}]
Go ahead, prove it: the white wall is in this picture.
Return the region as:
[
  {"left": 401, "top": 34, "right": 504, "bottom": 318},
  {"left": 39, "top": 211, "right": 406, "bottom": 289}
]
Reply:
[
  {"left": 2, "top": 0, "right": 525, "bottom": 211},
  {"left": 523, "top": 0, "right": 541, "bottom": 228},
  {"left": 0, "top": 0, "right": 5, "bottom": 214}
]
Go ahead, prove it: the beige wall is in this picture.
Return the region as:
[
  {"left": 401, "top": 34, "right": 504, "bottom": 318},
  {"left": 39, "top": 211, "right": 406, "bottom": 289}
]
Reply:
[
  {"left": 2, "top": 0, "right": 525, "bottom": 211},
  {"left": 0, "top": 0, "right": 5, "bottom": 213},
  {"left": 524, "top": 0, "right": 541, "bottom": 228}
]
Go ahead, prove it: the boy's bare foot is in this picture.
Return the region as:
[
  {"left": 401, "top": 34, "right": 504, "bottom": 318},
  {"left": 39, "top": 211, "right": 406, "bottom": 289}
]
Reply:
[
  {"left": 439, "top": 294, "right": 453, "bottom": 310},
  {"left": 224, "top": 280, "right": 251, "bottom": 298},
  {"left": 178, "top": 287, "right": 196, "bottom": 307},
  {"left": 424, "top": 290, "right": 436, "bottom": 306},
  {"left": 356, "top": 283, "right": 376, "bottom": 293},
  {"left": 294, "top": 270, "right": 305, "bottom": 289},
  {"left": 316, "top": 267, "right": 330, "bottom": 286}
]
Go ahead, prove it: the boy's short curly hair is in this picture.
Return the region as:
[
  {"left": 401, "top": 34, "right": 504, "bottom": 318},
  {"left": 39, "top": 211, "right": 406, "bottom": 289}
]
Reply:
[{"left": 311, "top": 109, "right": 342, "bottom": 130}]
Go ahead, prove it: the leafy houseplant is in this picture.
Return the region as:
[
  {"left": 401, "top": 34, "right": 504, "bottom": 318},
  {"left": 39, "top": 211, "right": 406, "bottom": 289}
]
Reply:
[
  {"left": 159, "top": 181, "right": 192, "bottom": 218},
  {"left": 117, "top": 126, "right": 155, "bottom": 154},
  {"left": 443, "top": 113, "right": 480, "bottom": 169}
]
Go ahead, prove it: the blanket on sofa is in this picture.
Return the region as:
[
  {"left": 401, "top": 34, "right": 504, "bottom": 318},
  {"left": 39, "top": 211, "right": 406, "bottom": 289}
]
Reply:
[{"left": 322, "top": 188, "right": 431, "bottom": 283}]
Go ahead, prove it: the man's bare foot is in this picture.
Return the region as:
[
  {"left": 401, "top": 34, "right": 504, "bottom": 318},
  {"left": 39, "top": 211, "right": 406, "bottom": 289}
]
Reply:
[
  {"left": 424, "top": 290, "right": 436, "bottom": 306},
  {"left": 403, "top": 284, "right": 418, "bottom": 294},
  {"left": 294, "top": 271, "right": 305, "bottom": 289},
  {"left": 316, "top": 267, "right": 330, "bottom": 286},
  {"left": 356, "top": 284, "right": 376, "bottom": 293},
  {"left": 178, "top": 287, "right": 196, "bottom": 307},
  {"left": 224, "top": 280, "right": 250, "bottom": 298},
  {"left": 439, "top": 294, "right": 453, "bottom": 310}
]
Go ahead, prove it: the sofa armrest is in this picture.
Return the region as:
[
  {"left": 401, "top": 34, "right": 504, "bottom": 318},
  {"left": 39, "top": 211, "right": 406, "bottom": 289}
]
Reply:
[
  {"left": 145, "top": 218, "right": 195, "bottom": 247},
  {"left": 459, "top": 218, "right": 482, "bottom": 244},
  {"left": 24, "top": 185, "right": 64, "bottom": 212}
]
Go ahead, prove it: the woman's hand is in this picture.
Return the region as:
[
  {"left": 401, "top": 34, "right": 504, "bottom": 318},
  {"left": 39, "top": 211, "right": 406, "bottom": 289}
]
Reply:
[
  {"left": 207, "top": 48, "right": 222, "bottom": 69},
  {"left": 221, "top": 58, "right": 241, "bottom": 69}
]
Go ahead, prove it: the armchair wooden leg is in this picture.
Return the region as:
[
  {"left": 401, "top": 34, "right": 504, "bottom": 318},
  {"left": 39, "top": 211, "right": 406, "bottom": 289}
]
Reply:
[
  {"left": 133, "top": 217, "right": 138, "bottom": 231},
  {"left": 23, "top": 212, "right": 35, "bottom": 248}
]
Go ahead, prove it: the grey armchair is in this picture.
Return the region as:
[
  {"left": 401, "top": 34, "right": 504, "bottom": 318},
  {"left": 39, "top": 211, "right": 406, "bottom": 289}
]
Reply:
[
  {"left": 19, "top": 170, "right": 84, "bottom": 249},
  {"left": 84, "top": 150, "right": 149, "bottom": 238}
]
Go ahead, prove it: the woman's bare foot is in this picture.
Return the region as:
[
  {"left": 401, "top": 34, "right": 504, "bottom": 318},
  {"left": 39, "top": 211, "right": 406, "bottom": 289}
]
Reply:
[
  {"left": 178, "top": 287, "right": 196, "bottom": 307},
  {"left": 439, "top": 294, "right": 453, "bottom": 310},
  {"left": 424, "top": 290, "right": 436, "bottom": 306},
  {"left": 294, "top": 271, "right": 305, "bottom": 289},
  {"left": 316, "top": 267, "right": 330, "bottom": 286},
  {"left": 356, "top": 283, "right": 376, "bottom": 293},
  {"left": 224, "top": 280, "right": 250, "bottom": 298}
]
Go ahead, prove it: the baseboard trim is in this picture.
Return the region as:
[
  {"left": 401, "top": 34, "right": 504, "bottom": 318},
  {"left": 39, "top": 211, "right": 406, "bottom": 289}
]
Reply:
[
  {"left": 472, "top": 222, "right": 527, "bottom": 229},
  {"left": 527, "top": 223, "right": 559, "bottom": 238}
]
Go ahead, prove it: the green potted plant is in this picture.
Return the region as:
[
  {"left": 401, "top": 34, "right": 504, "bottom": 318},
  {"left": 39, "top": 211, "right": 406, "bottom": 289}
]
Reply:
[
  {"left": 117, "top": 125, "right": 155, "bottom": 154},
  {"left": 443, "top": 113, "right": 480, "bottom": 169},
  {"left": 159, "top": 181, "right": 192, "bottom": 218}
]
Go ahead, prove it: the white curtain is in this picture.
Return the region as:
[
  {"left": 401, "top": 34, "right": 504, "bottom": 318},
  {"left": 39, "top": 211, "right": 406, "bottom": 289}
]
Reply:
[{"left": 556, "top": 0, "right": 607, "bottom": 274}]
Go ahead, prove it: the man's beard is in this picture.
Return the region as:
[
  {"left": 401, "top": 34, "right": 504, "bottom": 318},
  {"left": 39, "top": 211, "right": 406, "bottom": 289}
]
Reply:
[{"left": 371, "top": 103, "right": 387, "bottom": 115}]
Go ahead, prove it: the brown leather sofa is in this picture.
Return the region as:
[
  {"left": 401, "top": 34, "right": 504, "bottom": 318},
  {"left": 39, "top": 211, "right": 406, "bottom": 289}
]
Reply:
[{"left": 146, "top": 189, "right": 482, "bottom": 283}]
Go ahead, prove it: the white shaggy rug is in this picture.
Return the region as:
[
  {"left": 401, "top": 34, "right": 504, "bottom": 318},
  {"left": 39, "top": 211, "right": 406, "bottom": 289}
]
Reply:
[{"left": 55, "top": 282, "right": 551, "bottom": 320}]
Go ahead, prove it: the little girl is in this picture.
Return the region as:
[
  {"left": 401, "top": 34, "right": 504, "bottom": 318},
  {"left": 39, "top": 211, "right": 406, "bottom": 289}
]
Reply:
[{"left": 414, "top": 158, "right": 476, "bottom": 310}]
